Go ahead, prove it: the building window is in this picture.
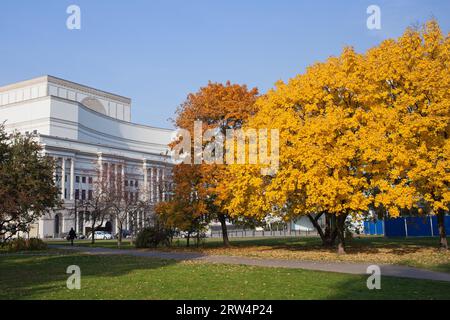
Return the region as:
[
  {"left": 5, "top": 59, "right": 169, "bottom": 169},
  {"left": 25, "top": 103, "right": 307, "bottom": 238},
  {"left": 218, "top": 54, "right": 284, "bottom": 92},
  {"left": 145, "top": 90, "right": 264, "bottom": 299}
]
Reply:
[
  {"left": 64, "top": 188, "right": 67, "bottom": 199},
  {"left": 88, "top": 177, "right": 93, "bottom": 184},
  {"left": 125, "top": 180, "right": 128, "bottom": 187},
  {"left": 135, "top": 181, "right": 138, "bottom": 187},
  {"left": 76, "top": 176, "right": 80, "bottom": 183},
  {"left": 88, "top": 190, "right": 93, "bottom": 200},
  {"left": 81, "top": 190, "right": 86, "bottom": 200},
  {"left": 75, "top": 189, "right": 79, "bottom": 200},
  {"left": 82, "top": 176, "right": 86, "bottom": 184}
]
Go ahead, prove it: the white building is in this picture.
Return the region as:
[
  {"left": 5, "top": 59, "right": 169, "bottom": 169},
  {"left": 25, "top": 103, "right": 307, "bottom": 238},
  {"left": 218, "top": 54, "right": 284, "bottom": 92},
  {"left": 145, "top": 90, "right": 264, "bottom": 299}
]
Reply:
[{"left": 0, "top": 75, "right": 174, "bottom": 238}]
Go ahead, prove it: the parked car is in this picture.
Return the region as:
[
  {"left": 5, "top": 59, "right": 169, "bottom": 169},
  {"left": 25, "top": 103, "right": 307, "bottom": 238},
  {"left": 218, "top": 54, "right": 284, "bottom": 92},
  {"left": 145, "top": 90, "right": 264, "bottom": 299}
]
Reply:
[
  {"left": 179, "top": 231, "right": 208, "bottom": 239},
  {"left": 88, "top": 231, "right": 113, "bottom": 240},
  {"left": 115, "top": 229, "right": 132, "bottom": 239}
]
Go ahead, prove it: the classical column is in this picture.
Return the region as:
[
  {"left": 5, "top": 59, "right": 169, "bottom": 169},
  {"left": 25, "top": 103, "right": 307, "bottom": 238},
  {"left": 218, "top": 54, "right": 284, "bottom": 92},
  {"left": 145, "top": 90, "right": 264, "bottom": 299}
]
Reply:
[
  {"left": 97, "top": 152, "right": 103, "bottom": 182},
  {"left": 121, "top": 163, "right": 125, "bottom": 197},
  {"left": 97, "top": 153, "right": 103, "bottom": 169},
  {"left": 113, "top": 163, "right": 118, "bottom": 191},
  {"left": 143, "top": 159, "right": 148, "bottom": 201},
  {"left": 150, "top": 167, "right": 154, "bottom": 203},
  {"left": 156, "top": 168, "right": 161, "bottom": 202},
  {"left": 53, "top": 156, "right": 57, "bottom": 183},
  {"left": 162, "top": 168, "right": 166, "bottom": 201},
  {"left": 70, "top": 157, "right": 75, "bottom": 200},
  {"left": 61, "top": 157, "right": 66, "bottom": 200},
  {"left": 106, "top": 162, "right": 111, "bottom": 187},
  {"left": 62, "top": 214, "right": 65, "bottom": 234}
]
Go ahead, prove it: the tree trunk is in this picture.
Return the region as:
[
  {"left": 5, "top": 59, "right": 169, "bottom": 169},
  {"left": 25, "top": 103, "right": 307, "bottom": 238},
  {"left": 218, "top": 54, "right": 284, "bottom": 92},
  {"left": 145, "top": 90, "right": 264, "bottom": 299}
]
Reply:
[
  {"left": 307, "top": 212, "right": 336, "bottom": 247},
  {"left": 307, "top": 213, "right": 325, "bottom": 245},
  {"left": 437, "top": 210, "right": 448, "bottom": 250},
  {"left": 186, "top": 232, "right": 190, "bottom": 247},
  {"left": 324, "top": 213, "right": 332, "bottom": 244},
  {"left": 196, "top": 231, "right": 200, "bottom": 247},
  {"left": 91, "top": 222, "right": 95, "bottom": 244},
  {"left": 129, "top": 216, "right": 135, "bottom": 246},
  {"left": 218, "top": 213, "right": 230, "bottom": 247},
  {"left": 336, "top": 214, "right": 347, "bottom": 255},
  {"left": 330, "top": 214, "right": 338, "bottom": 245},
  {"left": 117, "top": 223, "right": 122, "bottom": 248}
]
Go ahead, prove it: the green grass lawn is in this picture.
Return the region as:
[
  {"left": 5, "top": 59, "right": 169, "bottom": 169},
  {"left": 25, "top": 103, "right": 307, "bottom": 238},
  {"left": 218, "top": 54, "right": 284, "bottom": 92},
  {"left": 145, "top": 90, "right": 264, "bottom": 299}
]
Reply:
[{"left": 1, "top": 251, "right": 450, "bottom": 300}]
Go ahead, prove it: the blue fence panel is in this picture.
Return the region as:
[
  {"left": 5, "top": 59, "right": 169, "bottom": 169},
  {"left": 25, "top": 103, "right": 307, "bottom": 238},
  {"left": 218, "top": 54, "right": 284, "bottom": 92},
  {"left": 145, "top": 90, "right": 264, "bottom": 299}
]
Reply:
[
  {"left": 447, "top": 215, "right": 450, "bottom": 232},
  {"left": 375, "top": 220, "right": 384, "bottom": 235},
  {"left": 364, "top": 221, "right": 370, "bottom": 235},
  {"left": 406, "top": 216, "right": 432, "bottom": 237},
  {"left": 431, "top": 215, "right": 450, "bottom": 236},
  {"left": 384, "top": 218, "right": 406, "bottom": 237},
  {"left": 363, "top": 220, "right": 384, "bottom": 235},
  {"left": 369, "top": 222, "right": 376, "bottom": 235},
  {"left": 364, "top": 215, "right": 449, "bottom": 237}
]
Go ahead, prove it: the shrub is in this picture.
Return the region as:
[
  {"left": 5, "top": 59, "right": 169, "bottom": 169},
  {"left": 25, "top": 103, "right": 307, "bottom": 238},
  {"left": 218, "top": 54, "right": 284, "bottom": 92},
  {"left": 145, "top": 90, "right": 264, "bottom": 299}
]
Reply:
[
  {"left": 7, "top": 238, "right": 27, "bottom": 252},
  {"left": 27, "top": 238, "right": 47, "bottom": 250},
  {"left": 6, "top": 237, "right": 47, "bottom": 252},
  {"left": 135, "top": 227, "right": 171, "bottom": 248}
]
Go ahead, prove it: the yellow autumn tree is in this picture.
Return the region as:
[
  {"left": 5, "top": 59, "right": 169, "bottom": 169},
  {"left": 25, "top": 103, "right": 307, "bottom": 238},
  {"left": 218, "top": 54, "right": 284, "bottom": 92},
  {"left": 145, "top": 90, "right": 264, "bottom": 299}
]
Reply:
[
  {"left": 223, "top": 20, "right": 449, "bottom": 252},
  {"left": 363, "top": 20, "right": 450, "bottom": 248},
  {"left": 223, "top": 47, "right": 373, "bottom": 254}
]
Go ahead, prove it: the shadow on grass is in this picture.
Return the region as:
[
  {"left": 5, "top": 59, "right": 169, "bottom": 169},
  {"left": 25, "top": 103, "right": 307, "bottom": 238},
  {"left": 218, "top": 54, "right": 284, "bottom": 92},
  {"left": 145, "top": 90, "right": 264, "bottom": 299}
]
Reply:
[
  {"left": 0, "top": 252, "right": 179, "bottom": 300},
  {"left": 2, "top": 250, "right": 450, "bottom": 300},
  {"left": 326, "top": 274, "right": 450, "bottom": 300}
]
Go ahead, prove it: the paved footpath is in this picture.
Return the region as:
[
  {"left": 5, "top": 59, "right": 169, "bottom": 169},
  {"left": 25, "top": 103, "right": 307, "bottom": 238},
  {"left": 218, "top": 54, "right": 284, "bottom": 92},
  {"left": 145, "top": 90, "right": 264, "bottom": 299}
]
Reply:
[{"left": 50, "top": 245, "right": 450, "bottom": 283}]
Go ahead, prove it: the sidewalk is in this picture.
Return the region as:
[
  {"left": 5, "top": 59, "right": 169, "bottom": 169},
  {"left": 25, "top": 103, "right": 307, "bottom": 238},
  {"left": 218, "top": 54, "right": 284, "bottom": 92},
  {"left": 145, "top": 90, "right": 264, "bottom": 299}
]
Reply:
[{"left": 50, "top": 245, "right": 450, "bottom": 283}]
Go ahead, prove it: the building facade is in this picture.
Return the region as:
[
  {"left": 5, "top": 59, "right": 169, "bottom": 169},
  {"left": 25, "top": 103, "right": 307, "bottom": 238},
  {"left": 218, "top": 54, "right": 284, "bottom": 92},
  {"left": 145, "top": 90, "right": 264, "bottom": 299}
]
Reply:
[{"left": 0, "top": 75, "right": 174, "bottom": 238}]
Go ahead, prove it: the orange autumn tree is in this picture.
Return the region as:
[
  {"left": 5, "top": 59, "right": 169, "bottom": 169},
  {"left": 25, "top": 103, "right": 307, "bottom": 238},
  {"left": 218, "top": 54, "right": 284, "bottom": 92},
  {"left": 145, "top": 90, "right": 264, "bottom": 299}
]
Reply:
[
  {"left": 155, "top": 164, "right": 208, "bottom": 247},
  {"left": 171, "top": 81, "right": 259, "bottom": 246}
]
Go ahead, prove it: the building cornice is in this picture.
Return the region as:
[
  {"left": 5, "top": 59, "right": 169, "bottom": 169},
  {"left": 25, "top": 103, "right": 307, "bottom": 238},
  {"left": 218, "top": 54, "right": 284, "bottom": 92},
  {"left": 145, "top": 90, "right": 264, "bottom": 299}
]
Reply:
[
  {"left": 47, "top": 75, "right": 131, "bottom": 105},
  {"left": 0, "top": 75, "right": 48, "bottom": 93},
  {"left": 0, "top": 75, "right": 132, "bottom": 105}
]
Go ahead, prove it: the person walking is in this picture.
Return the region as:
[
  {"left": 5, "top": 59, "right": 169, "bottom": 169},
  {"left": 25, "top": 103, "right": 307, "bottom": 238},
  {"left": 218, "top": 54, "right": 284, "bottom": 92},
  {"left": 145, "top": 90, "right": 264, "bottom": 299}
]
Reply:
[{"left": 68, "top": 227, "right": 77, "bottom": 246}]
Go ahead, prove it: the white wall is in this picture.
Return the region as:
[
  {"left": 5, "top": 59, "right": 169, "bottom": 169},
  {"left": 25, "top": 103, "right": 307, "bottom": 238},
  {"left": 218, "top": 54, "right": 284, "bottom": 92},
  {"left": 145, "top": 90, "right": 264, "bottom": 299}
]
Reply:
[
  {"left": 0, "top": 98, "right": 52, "bottom": 135},
  {"left": 0, "top": 95, "right": 172, "bottom": 155}
]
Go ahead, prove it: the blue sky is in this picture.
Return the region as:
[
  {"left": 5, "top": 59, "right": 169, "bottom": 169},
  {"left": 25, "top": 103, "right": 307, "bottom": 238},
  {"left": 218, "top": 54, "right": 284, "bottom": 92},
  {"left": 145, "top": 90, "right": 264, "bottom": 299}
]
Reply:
[{"left": 0, "top": 0, "right": 449, "bottom": 128}]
